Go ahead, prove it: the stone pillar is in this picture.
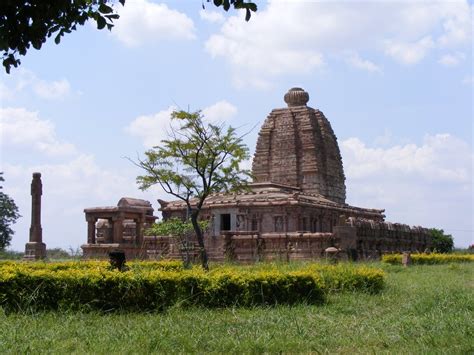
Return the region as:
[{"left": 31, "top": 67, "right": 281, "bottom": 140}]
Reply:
[
  {"left": 402, "top": 252, "right": 412, "bottom": 267},
  {"left": 333, "top": 215, "right": 358, "bottom": 261},
  {"left": 135, "top": 216, "right": 144, "bottom": 245},
  {"left": 112, "top": 214, "right": 124, "bottom": 243},
  {"left": 24, "top": 172, "right": 46, "bottom": 260},
  {"left": 86, "top": 216, "right": 97, "bottom": 244}
]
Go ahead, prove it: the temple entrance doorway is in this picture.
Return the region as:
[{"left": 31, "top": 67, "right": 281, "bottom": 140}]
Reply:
[{"left": 220, "top": 214, "right": 231, "bottom": 231}]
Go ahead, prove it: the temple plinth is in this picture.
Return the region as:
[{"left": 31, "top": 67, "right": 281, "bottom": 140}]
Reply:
[
  {"left": 83, "top": 87, "right": 433, "bottom": 261},
  {"left": 24, "top": 172, "right": 46, "bottom": 260}
]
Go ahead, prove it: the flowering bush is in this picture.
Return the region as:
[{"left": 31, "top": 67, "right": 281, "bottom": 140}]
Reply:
[
  {"left": 382, "top": 253, "right": 474, "bottom": 265},
  {"left": 0, "top": 260, "right": 385, "bottom": 312}
]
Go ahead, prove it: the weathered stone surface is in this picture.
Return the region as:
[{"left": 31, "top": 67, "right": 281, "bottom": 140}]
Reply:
[
  {"left": 82, "top": 197, "right": 157, "bottom": 259},
  {"left": 252, "top": 88, "right": 346, "bottom": 204},
  {"left": 83, "top": 87, "right": 433, "bottom": 261},
  {"left": 24, "top": 172, "right": 46, "bottom": 260}
]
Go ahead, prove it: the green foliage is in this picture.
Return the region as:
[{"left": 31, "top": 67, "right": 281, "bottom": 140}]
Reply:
[
  {"left": 134, "top": 110, "right": 251, "bottom": 270},
  {"left": 0, "top": 249, "right": 23, "bottom": 260},
  {"left": 0, "top": 261, "right": 384, "bottom": 312},
  {"left": 382, "top": 253, "right": 474, "bottom": 265},
  {"left": 145, "top": 218, "right": 210, "bottom": 268},
  {"left": 0, "top": 0, "right": 125, "bottom": 73},
  {"left": 1, "top": 1, "right": 257, "bottom": 73},
  {"left": 0, "top": 173, "right": 21, "bottom": 250},
  {"left": 208, "top": 0, "right": 257, "bottom": 21},
  {"left": 430, "top": 228, "right": 454, "bottom": 253},
  {"left": 145, "top": 218, "right": 209, "bottom": 237},
  {"left": 136, "top": 110, "right": 251, "bottom": 199},
  {"left": 309, "top": 264, "right": 385, "bottom": 294},
  {"left": 46, "top": 248, "right": 73, "bottom": 260},
  {"left": 0, "top": 263, "right": 472, "bottom": 353}
]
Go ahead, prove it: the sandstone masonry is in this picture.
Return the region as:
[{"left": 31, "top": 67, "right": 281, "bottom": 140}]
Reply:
[{"left": 82, "top": 88, "right": 432, "bottom": 260}]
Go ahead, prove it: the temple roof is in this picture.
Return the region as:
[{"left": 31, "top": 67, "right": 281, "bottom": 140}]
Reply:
[
  {"left": 159, "top": 183, "right": 384, "bottom": 219},
  {"left": 252, "top": 87, "right": 346, "bottom": 204}
]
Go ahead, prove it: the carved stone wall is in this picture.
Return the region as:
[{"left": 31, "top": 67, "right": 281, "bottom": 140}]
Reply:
[
  {"left": 142, "top": 218, "right": 432, "bottom": 262},
  {"left": 346, "top": 218, "right": 432, "bottom": 259},
  {"left": 252, "top": 88, "right": 346, "bottom": 203}
]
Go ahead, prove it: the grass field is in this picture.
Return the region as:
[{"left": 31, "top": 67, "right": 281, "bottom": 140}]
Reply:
[{"left": 1, "top": 262, "right": 472, "bottom": 354}]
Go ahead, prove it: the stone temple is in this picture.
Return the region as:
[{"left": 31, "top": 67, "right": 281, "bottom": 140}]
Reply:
[{"left": 82, "top": 88, "right": 432, "bottom": 261}]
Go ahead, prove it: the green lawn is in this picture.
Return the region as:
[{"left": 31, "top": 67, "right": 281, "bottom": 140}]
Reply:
[{"left": 1, "top": 263, "right": 473, "bottom": 354}]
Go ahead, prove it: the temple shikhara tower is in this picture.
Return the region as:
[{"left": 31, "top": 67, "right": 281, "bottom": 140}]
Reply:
[
  {"left": 83, "top": 88, "right": 432, "bottom": 260},
  {"left": 253, "top": 87, "right": 346, "bottom": 204}
]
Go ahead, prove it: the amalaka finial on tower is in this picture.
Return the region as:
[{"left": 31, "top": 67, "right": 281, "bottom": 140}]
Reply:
[{"left": 284, "top": 87, "right": 309, "bottom": 107}]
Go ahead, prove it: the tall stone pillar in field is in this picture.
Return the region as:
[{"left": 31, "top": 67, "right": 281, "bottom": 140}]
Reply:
[{"left": 24, "top": 172, "right": 46, "bottom": 260}]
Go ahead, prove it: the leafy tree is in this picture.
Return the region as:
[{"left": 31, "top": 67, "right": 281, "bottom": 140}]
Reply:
[
  {"left": 206, "top": 0, "right": 257, "bottom": 21},
  {"left": 145, "top": 218, "right": 209, "bottom": 268},
  {"left": 430, "top": 228, "right": 454, "bottom": 253},
  {"left": 0, "top": 249, "right": 23, "bottom": 260},
  {"left": 1, "top": 0, "right": 257, "bottom": 74},
  {"left": 135, "top": 110, "right": 251, "bottom": 270},
  {"left": 46, "top": 247, "right": 72, "bottom": 260},
  {"left": 0, "top": 172, "right": 21, "bottom": 250}
]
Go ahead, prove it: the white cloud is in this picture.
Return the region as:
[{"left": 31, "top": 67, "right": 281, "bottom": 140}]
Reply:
[
  {"left": 125, "top": 101, "right": 238, "bottom": 148},
  {"left": 205, "top": 1, "right": 472, "bottom": 87},
  {"left": 462, "top": 75, "right": 474, "bottom": 85},
  {"left": 1, "top": 68, "right": 71, "bottom": 101},
  {"left": 437, "top": 2, "right": 472, "bottom": 47},
  {"left": 200, "top": 9, "right": 225, "bottom": 24},
  {"left": 201, "top": 100, "right": 237, "bottom": 122},
  {"left": 346, "top": 52, "right": 382, "bottom": 73},
  {"left": 125, "top": 106, "right": 176, "bottom": 148},
  {"left": 33, "top": 78, "right": 71, "bottom": 99},
  {"left": 112, "top": 0, "right": 195, "bottom": 47},
  {"left": 3, "top": 155, "right": 164, "bottom": 251},
  {"left": 1, "top": 106, "right": 167, "bottom": 251},
  {"left": 341, "top": 133, "right": 473, "bottom": 247},
  {"left": 342, "top": 134, "right": 471, "bottom": 183},
  {"left": 0, "top": 82, "right": 13, "bottom": 101},
  {"left": 438, "top": 52, "right": 466, "bottom": 66},
  {"left": 383, "top": 36, "right": 434, "bottom": 65},
  {"left": 0, "top": 107, "right": 76, "bottom": 156}
]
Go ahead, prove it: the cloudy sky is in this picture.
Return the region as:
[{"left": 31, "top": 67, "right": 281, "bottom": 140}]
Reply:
[{"left": 1, "top": 0, "right": 472, "bottom": 251}]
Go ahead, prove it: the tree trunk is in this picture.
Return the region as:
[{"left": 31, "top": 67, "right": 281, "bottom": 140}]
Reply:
[{"left": 191, "top": 212, "right": 209, "bottom": 271}]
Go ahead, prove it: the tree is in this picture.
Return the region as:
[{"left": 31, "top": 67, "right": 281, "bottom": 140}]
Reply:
[
  {"left": 1, "top": 0, "right": 257, "bottom": 74},
  {"left": 145, "top": 218, "right": 209, "bottom": 269},
  {"left": 135, "top": 110, "right": 251, "bottom": 270},
  {"left": 0, "top": 172, "right": 21, "bottom": 250},
  {"left": 430, "top": 228, "right": 454, "bottom": 253}
]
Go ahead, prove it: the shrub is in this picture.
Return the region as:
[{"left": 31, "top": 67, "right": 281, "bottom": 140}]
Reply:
[
  {"left": 382, "top": 253, "right": 474, "bottom": 265},
  {"left": 0, "top": 261, "right": 385, "bottom": 312},
  {"left": 310, "top": 265, "right": 385, "bottom": 294},
  {"left": 46, "top": 248, "right": 71, "bottom": 259},
  {"left": 0, "top": 250, "right": 23, "bottom": 260},
  {"left": 430, "top": 228, "right": 454, "bottom": 253}
]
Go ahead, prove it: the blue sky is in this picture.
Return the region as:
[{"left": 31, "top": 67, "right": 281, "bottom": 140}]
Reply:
[{"left": 1, "top": 0, "right": 472, "bottom": 251}]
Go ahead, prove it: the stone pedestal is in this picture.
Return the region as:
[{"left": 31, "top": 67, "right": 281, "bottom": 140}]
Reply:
[
  {"left": 402, "top": 252, "right": 412, "bottom": 267},
  {"left": 24, "top": 242, "right": 46, "bottom": 260},
  {"left": 81, "top": 243, "right": 148, "bottom": 260}
]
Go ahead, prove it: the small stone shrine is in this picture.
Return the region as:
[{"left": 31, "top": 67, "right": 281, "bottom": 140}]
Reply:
[
  {"left": 24, "top": 172, "right": 47, "bottom": 260},
  {"left": 81, "top": 198, "right": 156, "bottom": 258},
  {"left": 82, "top": 88, "right": 432, "bottom": 260}
]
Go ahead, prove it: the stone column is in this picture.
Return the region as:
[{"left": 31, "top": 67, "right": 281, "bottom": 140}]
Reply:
[
  {"left": 112, "top": 214, "right": 124, "bottom": 243},
  {"left": 135, "top": 215, "right": 144, "bottom": 246},
  {"left": 24, "top": 172, "right": 46, "bottom": 260},
  {"left": 86, "top": 216, "right": 97, "bottom": 244}
]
